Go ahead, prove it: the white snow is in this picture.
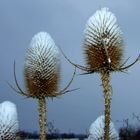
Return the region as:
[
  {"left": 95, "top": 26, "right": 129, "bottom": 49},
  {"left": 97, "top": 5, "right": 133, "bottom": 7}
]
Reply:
[
  {"left": 24, "top": 32, "right": 60, "bottom": 79},
  {"left": 29, "top": 32, "right": 59, "bottom": 58},
  {"left": 0, "top": 101, "right": 19, "bottom": 139},
  {"left": 88, "top": 115, "right": 119, "bottom": 140},
  {"left": 84, "top": 7, "right": 123, "bottom": 49}
]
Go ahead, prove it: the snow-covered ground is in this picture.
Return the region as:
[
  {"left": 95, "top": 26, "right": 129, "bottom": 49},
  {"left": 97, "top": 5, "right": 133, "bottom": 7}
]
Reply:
[{"left": 24, "top": 139, "right": 88, "bottom": 140}]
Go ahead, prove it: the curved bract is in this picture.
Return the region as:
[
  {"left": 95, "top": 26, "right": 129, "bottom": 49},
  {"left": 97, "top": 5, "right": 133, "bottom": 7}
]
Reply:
[
  {"left": 0, "top": 101, "right": 19, "bottom": 140},
  {"left": 24, "top": 32, "right": 60, "bottom": 98},
  {"left": 84, "top": 7, "right": 124, "bottom": 72},
  {"left": 88, "top": 115, "right": 119, "bottom": 140}
]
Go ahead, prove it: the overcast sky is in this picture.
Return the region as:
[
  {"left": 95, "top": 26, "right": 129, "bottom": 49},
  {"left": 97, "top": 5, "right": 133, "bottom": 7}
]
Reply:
[{"left": 0, "top": 0, "right": 140, "bottom": 134}]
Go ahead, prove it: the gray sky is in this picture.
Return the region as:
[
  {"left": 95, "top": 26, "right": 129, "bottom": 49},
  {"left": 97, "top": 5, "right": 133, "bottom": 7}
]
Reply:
[{"left": 0, "top": 0, "right": 140, "bottom": 133}]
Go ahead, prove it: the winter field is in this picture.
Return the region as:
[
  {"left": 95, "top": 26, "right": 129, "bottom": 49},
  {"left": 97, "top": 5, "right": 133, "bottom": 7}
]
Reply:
[{"left": 24, "top": 139, "right": 88, "bottom": 140}]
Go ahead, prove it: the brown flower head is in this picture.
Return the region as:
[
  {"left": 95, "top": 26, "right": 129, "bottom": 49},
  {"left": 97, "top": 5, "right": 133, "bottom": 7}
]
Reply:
[
  {"left": 84, "top": 7, "right": 124, "bottom": 72},
  {"left": 24, "top": 32, "right": 60, "bottom": 98}
]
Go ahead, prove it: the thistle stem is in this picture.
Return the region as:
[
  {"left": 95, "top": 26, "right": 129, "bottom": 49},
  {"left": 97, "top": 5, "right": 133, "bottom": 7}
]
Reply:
[
  {"left": 101, "top": 70, "right": 112, "bottom": 140},
  {"left": 38, "top": 97, "right": 46, "bottom": 140}
]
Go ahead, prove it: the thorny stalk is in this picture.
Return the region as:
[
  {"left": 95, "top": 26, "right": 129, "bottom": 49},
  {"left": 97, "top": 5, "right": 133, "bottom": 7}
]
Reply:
[
  {"left": 38, "top": 97, "right": 46, "bottom": 140},
  {"left": 101, "top": 70, "right": 112, "bottom": 140}
]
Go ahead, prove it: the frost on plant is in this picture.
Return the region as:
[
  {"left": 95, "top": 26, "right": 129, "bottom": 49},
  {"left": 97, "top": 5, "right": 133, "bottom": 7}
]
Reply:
[
  {"left": 88, "top": 115, "right": 119, "bottom": 140},
  {"left": 84, "top": 7, "right": 124, "bottom": 72},
  {"left": 84, "top": 7, "right": 122, "bottom": 140},
  {"left": 10, "top": 31, "right": 76, "bottom": 140},
  {"left": 24, "top": 32, "right": 61, "bottom": 139},
  {"left": 0, "top": 101, "right": 19, "bottom": 140},
  {"left": 24, "top": 32, "right": 60, "bottom": 98}
]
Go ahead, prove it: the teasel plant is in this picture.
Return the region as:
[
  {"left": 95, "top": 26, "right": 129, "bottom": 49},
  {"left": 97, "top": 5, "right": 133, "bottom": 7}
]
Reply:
[
  {"left": 9, "top": 32, "right": 77, "bottom": 140},
  {"left": 60, "top": 7, "right": 140, "bottom": 140},
  {"left": 88, "top": 115, "right": 119, "bottom": 140},
  {"left": 0, "top": 101, "right": 19, "bottom": 140}
]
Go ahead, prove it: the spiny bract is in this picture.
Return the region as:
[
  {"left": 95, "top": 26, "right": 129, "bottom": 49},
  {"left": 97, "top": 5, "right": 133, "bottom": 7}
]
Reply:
[
  {"left": 88, "top": 115, "right": 119, "bottom": 140},
  {"left": 0, "top": 101, "right": 19, "bottom": 140},
  {"left": 84, "top": 7, "right": 124, "bottom": 72},
  {"left": 24, "top": 32, "right": 60, "bottom": 98}
]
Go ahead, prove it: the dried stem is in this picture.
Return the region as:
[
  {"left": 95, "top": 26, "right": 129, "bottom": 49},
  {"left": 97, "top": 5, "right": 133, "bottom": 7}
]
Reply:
[
  {"left": 101, "top": 70, "right": 112, "bottom": 140},
  {"left": 38, "top": 97, "right": 46, "bottom": 140},
  {"left": 59, "top": 46, "right": 91, "bottom": 72}
]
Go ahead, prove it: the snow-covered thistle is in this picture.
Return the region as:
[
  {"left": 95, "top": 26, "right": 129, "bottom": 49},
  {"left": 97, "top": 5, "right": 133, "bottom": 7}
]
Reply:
[
  {"left": 10, "top": 31, "right": 76, "bottom": 140},
  {"left": 24, "top": 32, "right": 60, "bottom": 140},
  {"left": 0, "top": 101, "right": 19, "bottom": 140},
  {"left": 84, "top": 7, "right": 124, "bottom": 72},
  {"left": 88, "top": 115, "right": 119, "bottom": 140},
  {"left": 60, "top": 7, "right": 139, "bottom": 140},
  {"left": 84, "top": 8, "right": 123, "bottom": 140},
  {"left": 24, "top": 32, "right": 60, "bottom": 98},
  {"left": 82, "top": 7, "right": 139, "bottom": 140}
]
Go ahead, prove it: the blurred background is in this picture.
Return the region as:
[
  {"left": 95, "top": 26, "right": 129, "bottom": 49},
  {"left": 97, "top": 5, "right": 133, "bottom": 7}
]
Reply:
[{"left": 0, "top": 0, "right": 140, "bottom": 134}]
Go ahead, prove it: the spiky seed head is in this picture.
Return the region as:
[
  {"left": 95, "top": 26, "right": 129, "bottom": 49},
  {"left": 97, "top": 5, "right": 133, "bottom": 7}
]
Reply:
[
  {"left": 88, "top": 115, "right": 119, "bottom": 140},
  {"left": 0, "top": 101, "right": 19, "bottom": 140},
  {"left": 24, "top": 32, "right": 60, "bottom": 98},
  {"left": 84, "top": 7, "right": 124, "bottom": 72}
]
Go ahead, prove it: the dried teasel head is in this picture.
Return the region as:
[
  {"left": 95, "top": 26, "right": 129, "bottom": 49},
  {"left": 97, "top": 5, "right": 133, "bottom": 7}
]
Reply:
[
  {"left": 88, "top": 115, "right": 119, "bottom": 140},
  {"left": 58, "top": 7, "right": 139, "bottom": 74},
  {"left": 84, "top": 7, "right": 124, "bottom": 72},
  {"left": 0, "top": 101, "right": 19, "bottom": 140},
  {"left": 24, "top": 32, "right": 60, "bottom": 98}
]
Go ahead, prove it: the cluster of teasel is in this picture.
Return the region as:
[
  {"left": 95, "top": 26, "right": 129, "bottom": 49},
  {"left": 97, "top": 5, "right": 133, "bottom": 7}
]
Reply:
[{"left": 5, "top": 7, "right": 139, "bottom": 140}]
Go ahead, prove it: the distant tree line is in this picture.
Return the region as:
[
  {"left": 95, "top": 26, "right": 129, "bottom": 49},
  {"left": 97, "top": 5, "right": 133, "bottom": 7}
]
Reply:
[
  {"left": 17, "top": 115, "right": 140, "bottom": 140},
  {"left": 119, "top": 113, "right": 140, "bottom": 140},
  {"left": 17, "top": 131, "right": 87, "bottom": 139},
  {"left": 17, "top": 121, "right": 87, "bottom": 139}
]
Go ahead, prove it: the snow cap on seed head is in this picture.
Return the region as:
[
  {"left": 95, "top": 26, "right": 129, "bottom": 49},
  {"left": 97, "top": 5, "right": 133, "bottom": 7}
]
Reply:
[
  {"left": 88, "top": 115, "right": 119, "bottom": 140},
  {"left": 0, "top": 101, "right": 19, "bottom": 140},
  {"left": 24, "top": 32, "right": 60, "bottom": 98},
  {"left": 84, "top": 7, "right": 124, "bottom": 72}
]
